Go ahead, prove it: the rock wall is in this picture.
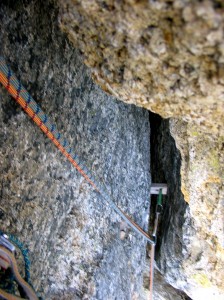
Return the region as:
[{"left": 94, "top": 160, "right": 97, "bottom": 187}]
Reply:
[
  {"left": 59, "top": 0, "right": 224, "bottom": 135},
  {"left": 1, "top": 1, "right": 223, "bottom": 299},
  {"left": 59, "top": 1, "right": 224, "bottom": 299},
  {"left": 150, "top": 113, "right": 189, "bottom": 291},
  {"left": 0, "top": 1, "right": 151, "bottom": 299},
  {"left": 143, "top": 262, "right": 192, "bottom": 300},
  {"left": 169, "top": 119, "right": 224, "bottom": 300},
  {"left": 150, "top": 114, "right": 224, "bottom": 300}
]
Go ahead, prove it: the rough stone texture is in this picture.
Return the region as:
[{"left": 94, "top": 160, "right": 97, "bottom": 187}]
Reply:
[
  {"left": 142, "top": 259, "right": 191, "bottom": 300},
  {"left": 150, "top": 114, "right": 190, "bottom": 295},
  {"left": 0, "top": 1, "right": 151, "bottom": 299},
  {"left": 150, "top": 114, "right": 224, "bottom": 300},
  {"left": 169, "top": 119, "right": 224, "bottom": 300},
  {"left": 59, "top": 0, "right": 224, "bottom": 135},
  {"left": 1, "top": 1, "right": 224, "bottom": 299},
  {"left": 59, "top": 1, "right": 224, "bottom": 299}
]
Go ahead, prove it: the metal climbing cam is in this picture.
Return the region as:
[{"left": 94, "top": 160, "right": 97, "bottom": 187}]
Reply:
[{"left": 149, "top": 183, "right": 167, "bottom": 300}]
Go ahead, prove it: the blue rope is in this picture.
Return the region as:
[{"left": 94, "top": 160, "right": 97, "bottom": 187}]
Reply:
[
  {"left": 0, "top": 231, "right": 44, "bottom": 299},
  {"left": 0, "top": 231, "right": 38, "bottom": 292},
  {"left": 6, "top": 233, "right": 31, "bottom": 284}
]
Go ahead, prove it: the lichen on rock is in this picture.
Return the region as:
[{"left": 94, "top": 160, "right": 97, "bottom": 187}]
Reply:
[
  {"left": 59, "top": 1, "right": 224, "bottom": 299},
  {"left": 0, "top": 0, "right": 224, "bottom": 299},
  {"left": 59, "top": 0, "right": 224, "bottom": 135},
  {"left": 169, "top": 120, "right": 224, "bottom": 300}
]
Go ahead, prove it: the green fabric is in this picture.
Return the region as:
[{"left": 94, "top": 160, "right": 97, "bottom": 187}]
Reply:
[{"left": 157, "top": 189, "right": 163, "bottom": 206}]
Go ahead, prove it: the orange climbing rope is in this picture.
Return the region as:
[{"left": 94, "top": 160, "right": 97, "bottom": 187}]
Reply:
[{"left": 0, "top": 57, "right": 155, "bottom": 245}]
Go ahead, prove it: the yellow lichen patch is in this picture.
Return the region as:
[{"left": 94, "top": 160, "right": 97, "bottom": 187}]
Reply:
[
  {"left": 192, "top": 274, "right": 212, "bottom": 288},
  {"left": 204, "top": 176, "right": 221, "bottom": 185},
  {"left": 191, "top": 131, "right": 199, "bottom": 137},
  {"left": 208, "top": 150, "right": 221, "bottom": 173},
  {"left": 216, "top": 244, "right": 224, "bottom": 261},
  {"left": 181, "top": 185, "right": 190, "bottom": 203},
  {"left": 60, "top": 0, "right": 224, "bottom": 136}
]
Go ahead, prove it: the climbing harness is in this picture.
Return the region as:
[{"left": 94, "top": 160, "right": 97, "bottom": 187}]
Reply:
[
  {"left": 0, "top": 233, "right": 38, "bottom": 300},
  {"left": 0, "top": 57, "right": 154, "bottom": 245},
  {"left": 149, "top": 188, "right": 163, "bottom": 300}
]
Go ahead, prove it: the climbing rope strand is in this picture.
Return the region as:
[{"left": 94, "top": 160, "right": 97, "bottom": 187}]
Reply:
[
  {"left": 6, "top": 233, "right": 32, "bottom": 286},
  {"left": 0, "top": 288, "right": 25, "bottom": 300},
  {"left": 149, "top": 243, "right": 155, "bottom": 300},
  {"left": 0, "top": 246, "right": 38, "bottom": 300},
  {"left": 0, "top": 57, "right": 154, "bottom": 245},
  {"left": 149, "top": 189, "right": 163, "bottom": 300}
]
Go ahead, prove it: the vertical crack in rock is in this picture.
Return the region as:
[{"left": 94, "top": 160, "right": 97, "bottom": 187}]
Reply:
[
  {"left": 148, "top": 113, "right": 223, "bottom": 300},
  {"left": 1, "top": 1, "right": 223, "bottom": 299},
  {"left": 148, "top": 112, "right": 192, "bottom": 300},
  {"left": 58, "top": 1, "right": 224, "bottom": 298}
]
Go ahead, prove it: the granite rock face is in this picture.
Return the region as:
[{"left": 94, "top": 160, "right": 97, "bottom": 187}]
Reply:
[
  {"left": 59, "top": 1, "right": 224, "bottom": 299},
  {"left": 0, "top": 1, "right": 151, "bottom": 299},
  {"left": 150, "top": 114, "right": 224, "bottom": 300},
  {"left": 59, "top": 0, "right": 224, "bottom": 135},
  {"left": 142, "top": 261, "right": 191, "bottom": 300},
  {"left": 168, "top": 119, "right": 224, "bottom": 300},
  {"left": 1, "top": 1, "right": 224, "bottom": 300}
]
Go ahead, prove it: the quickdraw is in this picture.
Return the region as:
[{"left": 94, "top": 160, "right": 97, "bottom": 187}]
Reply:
[{"left": 149, "top": 188, "right": 164, "bottom": 300}]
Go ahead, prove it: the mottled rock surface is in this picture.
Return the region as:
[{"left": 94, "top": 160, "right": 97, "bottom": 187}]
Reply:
[
  {"left": 59, "top": 1, "right": 224, "bottom": 299},
  {"left": 150, "top": 114, "right": 224, "bottom": 300},
  {"left": 169, "top": 119, "right": 224, "bottom": 300},
  {"left": 1, "top": 0, "right": 224, "bottom": 299},
  {"left": 142, "top": 260, "right": 191, "bottom": 300},
  {"left": 0, "top": 1, "right": 151, "bottom": 299},
  {"left": 59, "top": 0, "right": 224, "bottom": 135}
]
